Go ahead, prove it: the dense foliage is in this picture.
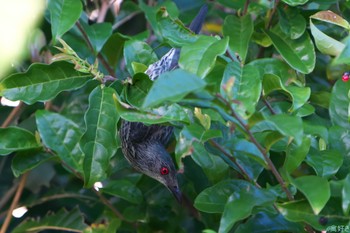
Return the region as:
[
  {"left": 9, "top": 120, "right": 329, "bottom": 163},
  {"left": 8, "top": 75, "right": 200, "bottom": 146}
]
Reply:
[{"left": 1, "top": 0, "right": 350, "bottom": 232}]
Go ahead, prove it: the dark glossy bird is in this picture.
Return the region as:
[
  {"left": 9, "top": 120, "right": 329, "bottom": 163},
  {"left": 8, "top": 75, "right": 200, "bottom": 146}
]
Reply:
[{"left": 120, "top": 5, "right": 208, "bottom": 202}]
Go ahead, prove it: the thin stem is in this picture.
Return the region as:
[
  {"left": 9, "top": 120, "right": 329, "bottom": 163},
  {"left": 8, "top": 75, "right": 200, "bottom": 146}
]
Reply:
[
  {"left": 266, "top": 0, "right": 280, "bottom": 29},
  {"left": 112, "top": 11, "right": 142, "bottom": 30},
  {"left": 92, "top": 188, "right": 125, "bottom": 220},
  {"left": 1, "top": 101, "right": 24, "bottom": 128},
  {"left": 216, "top": 94, "right": 294, "bottom": 201},
  {"left": 242, "top": 0, "right": 250, "bottom": 16},
  {"left": 0, "top": 173, "right": 28, "bottom": 233},
  {"left": 209, "top": 139, "right": 260, "bottom": 187}
]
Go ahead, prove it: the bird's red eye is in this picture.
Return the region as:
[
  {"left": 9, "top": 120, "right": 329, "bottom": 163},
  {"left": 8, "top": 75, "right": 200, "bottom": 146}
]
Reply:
[{"left": 160, "top": 167, "right": 169, "bottom": 175}]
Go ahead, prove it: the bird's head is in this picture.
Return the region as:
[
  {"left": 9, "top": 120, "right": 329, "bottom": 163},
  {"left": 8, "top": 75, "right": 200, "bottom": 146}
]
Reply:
[{"left": 132, "top": 141, "right": 182, "bottom": 202}]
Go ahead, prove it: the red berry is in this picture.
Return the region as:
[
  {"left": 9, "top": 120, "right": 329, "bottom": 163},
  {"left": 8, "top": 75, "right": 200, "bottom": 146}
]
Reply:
[{"left": 342, "top": 72, "right": 350, "bottom": 82}]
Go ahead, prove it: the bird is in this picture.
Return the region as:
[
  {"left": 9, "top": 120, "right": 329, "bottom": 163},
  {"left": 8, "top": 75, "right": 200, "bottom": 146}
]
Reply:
[{"left": 120, "top": 5, "right": 208, "bottom": 202}]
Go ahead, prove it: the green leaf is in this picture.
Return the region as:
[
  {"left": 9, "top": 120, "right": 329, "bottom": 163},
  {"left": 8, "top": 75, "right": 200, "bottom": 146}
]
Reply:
[
  {"left": 281, "top": 0, "right": 309, "bottom": 6},
  {"left": 48, "top": 0, "right": 82, "bottom": 41},
  {"left": 0, "top": 61, "right": 91, "bottom": 104},
  {"left": 329, "top": 80, "right": 350, "bottom": 129},
  {"left": 156, "top": 7, "right": 198, "bottom": 47},
  {"left": 139, "top": 1, "right": 179, "bottom": 39},
  {"left": 142, "top": 69, "right": 206, "bottom": 108},
  {"left": 123, "top": 40, "right": 158, "bottom": 76},
  {"left": 305, "top": 150, "right": 343, "bottom": 178},
  {"left": 80, "top": 21, "right": 113, "bottom": 54},
  {"left": 266, "top": 114, "right": 304, "bottom": 145},
  {"left": 219, "top": 186, "right": 276, "bottom": 233},
  {"left": 191, "top": 142, "right": 228, "bottom": 182},
  {"left": 36, "top": 110, "right": 84, "bottom": 173},
  {"left": 125, "top": 73, "right": 153, "bottom": 108},
  {"left": 101, "top": 33, "right": 128, "bottom": 69},
  {"left": 333, "top": 36, "right": 350, "bottom": 65},
  {"left": 179, "top": 36, "right": 229, "bottom": 78},
  {"left": 194, "top": 180, "right": 240, "bottom": 213},
  {"left": 309, "top": 19, "right": 345, "bottom": 56},
  {"left": 221, "top": 62, "right": 261, "bottom": 117},
  {"left": 276, "top": 201, "right": 326, "bottom": 231},
  {"left": 101, "top": 180, "right": 143, "bottom": 204},
  {"left": 115, "top": 98, "right": 191, "bottom": 124},
  {"left": 80, "top": 86, "right": 120, "bottom": 187},
  {"left": 12, "top": 207, "right": 87, "bottom": 233},
  {"left": 0, "top": 127, "right": 41, "bottom": 155},
  {"left": 263, "top": 74, "right": 310, "bottom": 112},
  {"left": 11, "top": 151, "right": 52, "bottom": 177},
  {"left": 292, "top": 176, "right": 330, "bottom": 215},
  {"left": 265, "top": 27, "right": 315, "bottom": 74},
  {"left": 235, "top": 212, "right": 304, "bottom": 233},
  {"left": 249, "top": 58, "right": 298, "bottom": 85},
  {"left": 223, "top": 15, "right": 253, "bottom": 62},
  {"left": 283, "top": 136, "right": 311, "bottom": 174},
  {"left": 278, "top": 7, "right": 306, "bottom": 39},
  {"left": 342, "top": 174, "right": 350, "bottom": 215}
]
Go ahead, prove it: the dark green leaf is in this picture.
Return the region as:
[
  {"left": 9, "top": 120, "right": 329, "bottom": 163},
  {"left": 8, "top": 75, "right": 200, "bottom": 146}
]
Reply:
[
  {"left": 263, "top": 74, "right": 310, "bottom": 112},
  {"left": 221, "top": 62, "right": 261, "bottom": 117},
  {"left": 0, "top": 61, "right": 91, "bottom": 104},
  {"left": 156, "top": 7, "right": 198, "bottom": 47},
  {"left": 219, "top": 185, "right": 276, "bottom": 233},
  {"left": 283, "top": 136, "right": 311, "bottom": 174},
  {"left": 278, "top": 8, "right": 306, "bottom": 39},
  {"left": 179, "top": 36, "right": 229, "bottom": 78},
  {"left": 249, "top": 58, "right": 298, "bottom": 84},
  {"left": 265, "top": 27, "right": 315, "bottom": 74},
  {"left": 12, "top": 207, "right": 87, "bottom": 233},
  {"left": 123, "top": 40, "right": 158, "bottom": 76},
  {"left": 292, "top": 176, "right": 330, "bottom": 214},
  {"left": 48, "top": 0, "right": 82, "bottom": 40},
  {"left": 0, "top": 127, "right": 41, "bottom": 155},
  {"left": 80, "top": 86, "right": 120, "bottom": 187},
  {"left": 223, "top": 15, "right": 253, "bottom": 62},
  {"left": 306, "top": 150, "right": 343, "bottom": 178},
  {"left": 142, "top": 69, "right": 206, "bottom": 108},
  {"left": 276, "top": 201, "right": 325, "bottom": 231},
  {"left": 125, "top": 73, "right": 153, "bottom": 108},
  {"left": 266, "top": 114, "right": 304, "bottom": 145},
  {"left": 11, "top": 151, "right": 52, "bottom": 177},
  {"left": 329, "top": 80, "right": 350, "bottom": 129},
  {"left": 235, "top": 212, "right": 304, "bottom": 233},
  {"left": 36, "top": 110, "right": 84, "bottom": 173},
  {"left": 80, "top": 21, "right": 113, "bottom": 54},
  {"left": 101, "top": 180, "right": 143, "bottom": 204}
]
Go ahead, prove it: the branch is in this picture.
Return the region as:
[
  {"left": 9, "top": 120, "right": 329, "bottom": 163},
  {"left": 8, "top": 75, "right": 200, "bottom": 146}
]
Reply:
[
  {"left": 0, "top": 173, "right": 28, "bottom": 233},
  {"left": 216, "top": 93, "right": 294, "bottom": 201},
  {"left": 1, "top": 101, "right": 24, "bottom": 128}
]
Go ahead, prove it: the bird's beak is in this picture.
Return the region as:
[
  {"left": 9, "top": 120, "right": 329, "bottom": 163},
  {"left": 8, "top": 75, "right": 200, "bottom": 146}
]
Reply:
[{"left": 169, "top": 186, "right": 182, "bottom": 203}]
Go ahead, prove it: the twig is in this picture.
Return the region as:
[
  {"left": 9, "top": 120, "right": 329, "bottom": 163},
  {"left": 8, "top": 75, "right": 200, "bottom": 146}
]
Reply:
[
  {"left": 112, "top": 11, "right": 142, "bottom": 30},
  {"left": 0, "top": 173, "right": 28, "bottom": 233},
  {"left": 209, "top": 139, "right": 260, "bottom": 187},
  {"left": 215, "top": 93, "right": 294, "bottom": 201},
  {"left": 1, "top": 101, "right": 24, "bottom": 128},
  {"left": 242, "top": 0, "right": 250, "bottom": 16},
  {"left": 92, "top": 188, "right": 125, "bottom": 221},
  {"left": 266, "top": 0, "right": 280, "bottom": 29}
]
